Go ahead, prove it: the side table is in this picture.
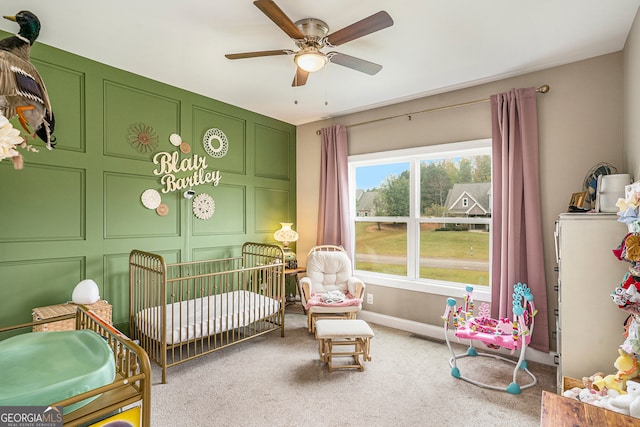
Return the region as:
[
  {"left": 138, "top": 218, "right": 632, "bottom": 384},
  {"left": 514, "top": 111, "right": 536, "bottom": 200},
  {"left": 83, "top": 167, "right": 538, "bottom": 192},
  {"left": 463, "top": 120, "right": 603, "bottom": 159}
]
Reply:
[
  {"left": 32, "top": 300, "right": 112, "bottom": 332},
  {"left": 285, "top": 267, "right": 306, "bottom": 312}
]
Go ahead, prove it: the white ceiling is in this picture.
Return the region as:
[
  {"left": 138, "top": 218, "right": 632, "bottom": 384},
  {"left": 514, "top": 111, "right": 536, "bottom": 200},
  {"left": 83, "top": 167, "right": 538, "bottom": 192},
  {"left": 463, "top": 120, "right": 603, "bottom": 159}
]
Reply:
[{"left": 1, "top": 1, "right": 639, "bottom": 126}]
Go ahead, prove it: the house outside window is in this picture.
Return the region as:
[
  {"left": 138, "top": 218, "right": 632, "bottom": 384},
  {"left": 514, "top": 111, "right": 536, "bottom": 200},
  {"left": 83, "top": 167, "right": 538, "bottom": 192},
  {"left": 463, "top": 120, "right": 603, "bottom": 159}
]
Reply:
[{"left": 348, "top": 139, "right": 492, "bottom": 298}]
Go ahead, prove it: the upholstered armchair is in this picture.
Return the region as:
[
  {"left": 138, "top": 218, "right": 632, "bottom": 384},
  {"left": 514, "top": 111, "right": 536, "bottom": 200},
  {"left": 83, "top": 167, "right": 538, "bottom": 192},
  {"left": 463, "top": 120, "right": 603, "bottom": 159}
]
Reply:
[{"left": 299, "top": 245, "right": 365, "bottom": 332}]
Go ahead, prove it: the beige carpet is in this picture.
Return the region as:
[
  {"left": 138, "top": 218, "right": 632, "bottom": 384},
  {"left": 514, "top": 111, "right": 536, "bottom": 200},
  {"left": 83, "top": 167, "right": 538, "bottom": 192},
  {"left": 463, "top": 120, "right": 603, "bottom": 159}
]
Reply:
[{"left": 150, "top": 305, "right": 556, "bottom": 426}]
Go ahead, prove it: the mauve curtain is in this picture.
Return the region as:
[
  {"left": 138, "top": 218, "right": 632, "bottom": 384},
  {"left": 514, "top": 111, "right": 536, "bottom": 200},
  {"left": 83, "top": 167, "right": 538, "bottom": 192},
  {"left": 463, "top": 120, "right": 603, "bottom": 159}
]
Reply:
[
  {"left": 318, "top": 125, "right": 353, "bottom": 260},
  {"left": 491, "top": 87, "right": 549, "bottom": 353}
]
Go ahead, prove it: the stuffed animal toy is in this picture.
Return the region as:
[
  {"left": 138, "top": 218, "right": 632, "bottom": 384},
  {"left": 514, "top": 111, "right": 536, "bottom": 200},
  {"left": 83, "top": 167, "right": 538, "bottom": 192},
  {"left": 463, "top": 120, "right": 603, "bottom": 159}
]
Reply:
[
  {"left": 592, "top": 374, "right": 627, "bottom": 395},
  {"left": 606, "top": 380, "right": 640, "bottom": 416},
  {"left": 630, "top": 380, "right": 640, "bottom": 418},
  {"left": 583, "top": 372, "right": 606, "bottom": 391},
  {"left": 621, "top": 316, "right": 640, "bottom": 355},
  {"left": 591, "top": 349, "right": 639, "bottom": 395},
  {"left": 614, "top": 348, "right": 640, "bottom": 389},
  {"left": 495, "top": 319, "right": 514, "bottom": 335}
]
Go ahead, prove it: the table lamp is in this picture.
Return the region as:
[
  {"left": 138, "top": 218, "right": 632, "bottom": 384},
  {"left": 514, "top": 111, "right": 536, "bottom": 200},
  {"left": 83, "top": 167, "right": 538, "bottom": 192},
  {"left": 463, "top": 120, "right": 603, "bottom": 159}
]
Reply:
[
  {"left": 72, "top": 279, "right": 100, "bottom": 304},
  {"left": 274, "top": 222, "right": 298, "bottom": 267}
]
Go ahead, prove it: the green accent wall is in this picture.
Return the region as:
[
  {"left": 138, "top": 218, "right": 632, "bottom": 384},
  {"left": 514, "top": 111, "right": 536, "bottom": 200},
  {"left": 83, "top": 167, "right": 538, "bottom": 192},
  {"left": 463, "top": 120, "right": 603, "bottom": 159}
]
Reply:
[{"left": 0, "top": 34, "right": 296, "bottom": 332}]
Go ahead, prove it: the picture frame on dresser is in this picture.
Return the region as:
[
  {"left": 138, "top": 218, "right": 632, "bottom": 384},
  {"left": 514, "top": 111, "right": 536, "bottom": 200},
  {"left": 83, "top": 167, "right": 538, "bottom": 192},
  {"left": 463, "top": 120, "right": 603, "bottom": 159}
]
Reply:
[{"left": 568, "top": 191, "right": 587, "bottom": 212}]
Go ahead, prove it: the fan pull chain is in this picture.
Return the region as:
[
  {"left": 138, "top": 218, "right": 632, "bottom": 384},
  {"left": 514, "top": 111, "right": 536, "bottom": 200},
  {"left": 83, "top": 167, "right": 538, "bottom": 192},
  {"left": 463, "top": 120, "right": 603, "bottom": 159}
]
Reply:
[
  {"left": 323, "top": 66, "right": 328, "bottom": 106},
  {"left": 294, "top": 70, "right": 298, "bottom": 104}
]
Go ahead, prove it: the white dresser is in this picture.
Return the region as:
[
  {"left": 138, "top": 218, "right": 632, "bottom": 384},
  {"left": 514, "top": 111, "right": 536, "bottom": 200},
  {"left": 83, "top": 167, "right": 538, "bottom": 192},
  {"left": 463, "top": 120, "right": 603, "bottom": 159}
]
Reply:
[{"left": 555, "top": 213, "right": 629, "bottom": 391}]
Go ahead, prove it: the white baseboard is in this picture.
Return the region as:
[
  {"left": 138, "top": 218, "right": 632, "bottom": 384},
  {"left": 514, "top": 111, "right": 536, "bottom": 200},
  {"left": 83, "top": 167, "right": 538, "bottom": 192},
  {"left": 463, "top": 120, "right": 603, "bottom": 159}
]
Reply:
[{"left": 358, "top": 310, "right": 557, "bottom": 366}]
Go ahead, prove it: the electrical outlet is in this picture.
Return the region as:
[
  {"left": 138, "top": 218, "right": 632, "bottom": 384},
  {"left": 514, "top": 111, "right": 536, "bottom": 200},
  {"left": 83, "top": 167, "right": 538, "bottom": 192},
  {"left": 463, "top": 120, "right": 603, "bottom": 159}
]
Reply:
[{"left": 367, "top": 293, "right": 373, "bottom": 304}]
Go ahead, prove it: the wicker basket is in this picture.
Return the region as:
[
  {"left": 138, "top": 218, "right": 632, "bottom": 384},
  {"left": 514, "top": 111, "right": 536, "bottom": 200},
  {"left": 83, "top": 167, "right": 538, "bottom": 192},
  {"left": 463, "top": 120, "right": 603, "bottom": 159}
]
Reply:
[{"left": 32, "top": 300, "right": 112, "bottom": 332}]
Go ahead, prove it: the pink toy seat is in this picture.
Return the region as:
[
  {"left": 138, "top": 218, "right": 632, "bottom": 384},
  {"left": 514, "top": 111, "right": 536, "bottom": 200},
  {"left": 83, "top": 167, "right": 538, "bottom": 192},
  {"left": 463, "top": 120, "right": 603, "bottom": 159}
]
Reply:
[
  {"left": 454, "top": 317, "right": 531, "bottom": 352},
  {"left": 442, "top": 283, "right": 537, "bottom": 394}
]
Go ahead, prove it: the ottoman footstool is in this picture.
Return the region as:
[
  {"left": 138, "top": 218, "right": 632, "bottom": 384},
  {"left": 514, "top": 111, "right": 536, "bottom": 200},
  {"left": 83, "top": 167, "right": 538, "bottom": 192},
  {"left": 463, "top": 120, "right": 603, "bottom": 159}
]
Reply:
[{"left": 314, "top": 319, "right": 374, "bottom": 372}]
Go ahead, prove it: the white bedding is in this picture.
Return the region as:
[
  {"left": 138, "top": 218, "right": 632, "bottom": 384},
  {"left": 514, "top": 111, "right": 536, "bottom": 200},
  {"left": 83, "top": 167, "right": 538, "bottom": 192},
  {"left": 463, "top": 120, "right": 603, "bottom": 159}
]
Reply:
[{"left": 136, "top": 290, "right": 280, "bottom": 345}]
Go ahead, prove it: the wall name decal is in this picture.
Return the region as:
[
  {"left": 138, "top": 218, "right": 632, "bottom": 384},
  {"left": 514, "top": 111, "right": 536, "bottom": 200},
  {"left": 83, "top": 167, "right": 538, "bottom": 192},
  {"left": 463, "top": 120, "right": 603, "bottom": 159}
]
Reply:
[{"left": 152, "top": 151, "right": 221, "bottom": 193}]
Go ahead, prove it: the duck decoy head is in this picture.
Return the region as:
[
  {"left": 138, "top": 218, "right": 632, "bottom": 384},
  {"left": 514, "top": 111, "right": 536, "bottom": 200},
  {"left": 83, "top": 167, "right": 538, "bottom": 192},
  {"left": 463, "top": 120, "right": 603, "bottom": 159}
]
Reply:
[{"left": 3, "top": 11, "right": 40, "bottom": 45}]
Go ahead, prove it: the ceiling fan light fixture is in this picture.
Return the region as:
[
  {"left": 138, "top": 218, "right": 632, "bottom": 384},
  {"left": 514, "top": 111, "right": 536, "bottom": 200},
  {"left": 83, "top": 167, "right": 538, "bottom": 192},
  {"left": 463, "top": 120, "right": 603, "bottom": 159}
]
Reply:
[
  {"left": 226, "top": 3, "right": 394, "bottom": 86},
  {"left": 294, "top": 48, "right": 327, "bottom": 72}
]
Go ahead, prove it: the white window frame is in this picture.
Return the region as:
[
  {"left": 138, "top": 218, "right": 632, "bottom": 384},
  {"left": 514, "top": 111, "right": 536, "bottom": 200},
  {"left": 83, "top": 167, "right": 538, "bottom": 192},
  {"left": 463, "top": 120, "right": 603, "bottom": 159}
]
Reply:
[{"left": 348, "top": 138, "right": 492, "bottom": 301}]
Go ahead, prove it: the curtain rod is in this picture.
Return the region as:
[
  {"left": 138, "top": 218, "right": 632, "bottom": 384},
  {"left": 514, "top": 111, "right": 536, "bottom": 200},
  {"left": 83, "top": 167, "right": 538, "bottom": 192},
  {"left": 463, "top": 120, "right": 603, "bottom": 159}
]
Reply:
[{"left": 315, "top": 84, "right": 550, "bottom": 135}]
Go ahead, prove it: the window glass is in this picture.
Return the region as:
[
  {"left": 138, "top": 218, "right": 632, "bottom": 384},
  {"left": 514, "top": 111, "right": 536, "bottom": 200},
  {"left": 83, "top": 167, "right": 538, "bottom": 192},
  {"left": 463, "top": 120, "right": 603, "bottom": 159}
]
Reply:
[
  {"left": 354, "top": 221, "right": 407, "bottom": 276},
  {"left": 418, "top": 154, "right": 491, "bottom": 286},
  {"left": 350, "top": 140, "right": 491, "bottom": 292},
  {"left": 418, "top": 221, "right": 490, "bottom": 286},
  {"left": 420, "top": 155, "right": 491, "bottom": 218},
  {"left": 355, "top": 163, "right": 409, "bottom": 217}
]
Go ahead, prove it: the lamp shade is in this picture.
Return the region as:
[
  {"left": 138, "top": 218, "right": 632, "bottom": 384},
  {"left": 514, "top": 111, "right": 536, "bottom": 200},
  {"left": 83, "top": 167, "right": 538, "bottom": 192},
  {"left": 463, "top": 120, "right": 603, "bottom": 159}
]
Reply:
[
  {"left": 274, "top": 223, "right": 299, "bottom": 247},
  {"left": 72, "top": 279, "right": 100, "bottom": 304},
  {"left": 294, "top": 48, "right": 327, "bottom": 73}
]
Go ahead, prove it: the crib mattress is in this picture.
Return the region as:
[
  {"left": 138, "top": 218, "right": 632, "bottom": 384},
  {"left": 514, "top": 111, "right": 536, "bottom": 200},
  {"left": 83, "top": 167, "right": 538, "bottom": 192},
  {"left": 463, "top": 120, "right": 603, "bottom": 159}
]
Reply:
[
  {"left": 0, "top": 330, "right": 116, "bottom": 413},
  {"left": 136, "top": 290, "right": 280, "bottom": 344}
]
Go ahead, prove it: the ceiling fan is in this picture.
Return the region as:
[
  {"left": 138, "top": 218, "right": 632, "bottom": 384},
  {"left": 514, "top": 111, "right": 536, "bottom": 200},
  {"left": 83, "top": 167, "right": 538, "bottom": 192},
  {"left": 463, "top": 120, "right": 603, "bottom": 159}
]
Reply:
[{"left": 225, "top": 0, "right": 394, "bottom": 87}]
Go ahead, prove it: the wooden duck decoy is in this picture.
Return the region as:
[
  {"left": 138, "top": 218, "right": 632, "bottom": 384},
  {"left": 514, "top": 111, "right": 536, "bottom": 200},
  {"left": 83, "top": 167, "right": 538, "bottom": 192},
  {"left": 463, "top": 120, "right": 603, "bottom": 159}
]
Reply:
[{"left": 0, "top": 10, "right": 55, "bottom": 149}]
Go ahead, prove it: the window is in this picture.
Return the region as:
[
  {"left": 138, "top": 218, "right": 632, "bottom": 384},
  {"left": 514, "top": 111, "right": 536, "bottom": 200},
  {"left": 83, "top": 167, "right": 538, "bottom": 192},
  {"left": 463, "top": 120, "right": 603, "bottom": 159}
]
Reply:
[{"left": 349, "top": 139, "right": 491, "bottom": 298}]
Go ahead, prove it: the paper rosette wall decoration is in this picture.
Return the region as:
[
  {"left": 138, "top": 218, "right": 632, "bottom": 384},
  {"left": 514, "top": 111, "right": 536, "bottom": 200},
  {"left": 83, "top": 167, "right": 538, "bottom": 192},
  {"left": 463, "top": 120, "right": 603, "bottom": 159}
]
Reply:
[
  {"left": 192, "top": 193, "right": 215, "bottom": 220},
  {"left": 141, "top": 189, "right": 161, "bottom": 209},
  {"left": 156, "top": 203, "right": 169, "bottom": 216},
  {"left": 128, "top": 123, "right": 159, "bottom": 153},
  {"left": 203, "top": 128, "right": 229, "bottom": 158},
  {"left": 169, "top": 133, "right": 182, "bottom": 146}
]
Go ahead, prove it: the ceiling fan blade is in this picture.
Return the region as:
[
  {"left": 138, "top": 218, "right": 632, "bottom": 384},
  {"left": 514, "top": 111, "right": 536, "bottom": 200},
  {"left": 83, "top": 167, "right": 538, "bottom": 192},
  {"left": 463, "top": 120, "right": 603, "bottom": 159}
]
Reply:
[
  {"left": 328, "top": 52, "right": 383, "bottom": 75},
  {"left": 292, "top": 67, "right": 309, "bottom": 87},
  {"left": 326, "top": 11, "right": 393, "bottom": 46},
  {"left": 253, "top": 0, "right": 305, "bottom": 40},
  {"left": 225, "top": 49, "right": 293, "bottom": 59}
]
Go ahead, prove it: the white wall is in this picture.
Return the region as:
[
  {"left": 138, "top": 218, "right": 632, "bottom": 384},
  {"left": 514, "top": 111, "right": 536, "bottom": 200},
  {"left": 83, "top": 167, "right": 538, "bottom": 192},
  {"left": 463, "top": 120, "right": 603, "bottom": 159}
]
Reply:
[
  {"left": 625, "top": 7, "right": 640, "bottom": 179},
  {"left": 297, "top": 52, "right": 625, "bottom": 352}
]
